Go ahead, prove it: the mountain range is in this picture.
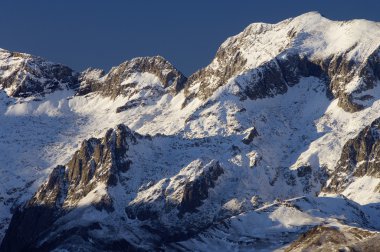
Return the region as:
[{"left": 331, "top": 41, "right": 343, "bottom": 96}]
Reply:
[{"left": 0, "top": 12, "right": 380, "bottom": 251}]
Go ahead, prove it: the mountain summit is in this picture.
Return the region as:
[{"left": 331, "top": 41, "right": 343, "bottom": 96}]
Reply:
[
  {"left": 184, "top": 11, "right": 380, "bottom": 112},
  {"left": 1, "top": 12, "right": 380, "bottom": 251}
]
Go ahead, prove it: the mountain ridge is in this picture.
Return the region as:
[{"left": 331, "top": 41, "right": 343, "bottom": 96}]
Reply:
[{"left": 1, "top": 12, "right": 380, "bottom": 251}]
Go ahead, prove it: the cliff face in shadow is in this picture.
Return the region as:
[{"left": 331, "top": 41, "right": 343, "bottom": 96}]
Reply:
[{"left": 0, "top": 124, "right": 135, "bottom": 252}]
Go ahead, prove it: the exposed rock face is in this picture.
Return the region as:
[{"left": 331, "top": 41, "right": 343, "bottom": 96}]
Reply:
[
  {"left": 183, "top": 47, "right": 248, "bottom": 103},
  {"left": 0, "top": 124, "right": 135, "bottom": 252},
  {"left": 1, "top": 133, "right": 227, "bottom": 250},
  {"left": 34, "top": 124, "right": 133, "bottom": 208},
  {"left": 285, "top": 225, "right": 380, "bottom": 252},
  {"left": 242, "top": 127, "right": 259, "bottom": 144},
  {"left": 324, "top": 118, "right": 380, "bottom": 193},
  {"left": 178, "top": 160, "right": 224, "bottom": 214},
  {"left": 328, "top": 45, "right": 380, "bottom": 112},
  {"left": 268, "top": 165, "right": 327, "bottom": 195},
  {"left": 183, "top": 13, "right": 380, "bottom": 112},
  {"left": 171, "top": 196, "right": 373, "bottom": 251},
  {"left": 183, "top": 49, "right": 325, "bottom": 107},
  {"left": 78, "top": 56, "right": 187, "bottom": 97},
  {"left": 76, "top": 67, "right": 105, "bottom": 96},
  {"left": 126, "top": 160, "right": 224, "bottom": 225},
  {"left": 0, "top": 49, "right": 78, "bottom": 97}
]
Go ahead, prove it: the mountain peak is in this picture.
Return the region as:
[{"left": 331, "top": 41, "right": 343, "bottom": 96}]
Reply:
[
  {"left": 183, "top": 13, "right": 380, "bottom": 112},
  {"left": 113, "top": 55, "right": 187, "bottom": 92},
  {"left": 291, "top": 11, "right": 324, "bottom": 21},
  {"left": 0, "top": 48, "right": 78, "bottom": 97},
  {"left": 77, "top": 55, "right": 187, "bottom": 106}
]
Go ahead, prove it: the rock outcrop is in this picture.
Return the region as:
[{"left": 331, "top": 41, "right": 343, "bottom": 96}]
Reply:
[
  {"left": 78, "top": 56, "right": 187, "bottom": 97},
  {"left": 125, "top": 159, "right": 225, "bottom": 240},
  {"left": 242, "top": 127, "right": 259, "bottom": 144},
  {"left": 183, "top": 13, "right": 380, "bottom": 112},
  {"left": 324, "top": 118, "right": 380, "bottom": 193},
  {"left": 285, "top": 225, "right": 380, "bottom": 252},
  {"left": 0, "top": 49, "right": 78, "bottom": 97},
  {"left": 178, "top": 160, "right": 224, "bottom": 215},
  {"left": 0, "top": 124, "right": 135, "bottom": 252}
]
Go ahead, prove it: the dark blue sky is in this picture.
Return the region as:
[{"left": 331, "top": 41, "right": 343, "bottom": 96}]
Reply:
[{"left": 1, "top": 1, "right": 379, "bottom": 75}]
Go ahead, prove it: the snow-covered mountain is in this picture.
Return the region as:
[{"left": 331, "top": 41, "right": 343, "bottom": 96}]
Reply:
[{"left": 1, "top": 12, "right": 380, "bottom": 251}]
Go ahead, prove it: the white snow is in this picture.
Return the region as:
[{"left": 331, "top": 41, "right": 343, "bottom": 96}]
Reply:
[
  {"left": 1, "top": 12, "right": 380, "bottom": 248},
  {"left": 77, "top": 183, "right": 107, "bottom": 207},
  {"left": 175, "top": 196, "right": 372, "bottom": 251},
  {"left": 2, "top": 74, "right": 380, "bottom": 240},
  {"left": 269, "top": 205, "right": 321, "bottom": 228},
  {"left": 342, "top": 176, "right": 380, "bottom": 204}
]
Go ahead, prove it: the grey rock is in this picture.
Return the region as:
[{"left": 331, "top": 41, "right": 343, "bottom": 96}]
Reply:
[
  {"left": 78, "top": 56, "right": 187, "bottom": 98},
  {"left": 178, "top": 161, "right": 224, "bottom": 215},
  {"left": 324, "top": 118, "right": 380, "bottom": 193},
  {"left": 0, "top": 49, "right": 78, "bottom": 97},
  {"left": 285, "top": 225, "right": 380, "bottom": 252},
  {"left": 0, "top": 124, "right": 136, "bottom": 252},
  {"left": 182, "top": 28, "right": 380, "bottom": 113},
  {"left": 242, "top": 127, "right": 259, "bottom": 145}
]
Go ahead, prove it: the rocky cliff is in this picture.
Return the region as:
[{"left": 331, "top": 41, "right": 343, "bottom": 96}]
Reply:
[
  {"left": 0, "top": 125, "right": 135, "bottom": 252},
  {"left": 324, "top": 118, "right": 380, "bottom": 193},
  {"left": 0, "top": 49, "right": 78, "bottom": 97},
  {"left": 183, "top": 12, "right": 380, "bottom": 112}
]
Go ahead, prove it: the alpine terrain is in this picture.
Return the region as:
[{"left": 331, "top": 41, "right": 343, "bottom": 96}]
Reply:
[{"left": 1, "top": 12, "right": 380, "bottom": 251}]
